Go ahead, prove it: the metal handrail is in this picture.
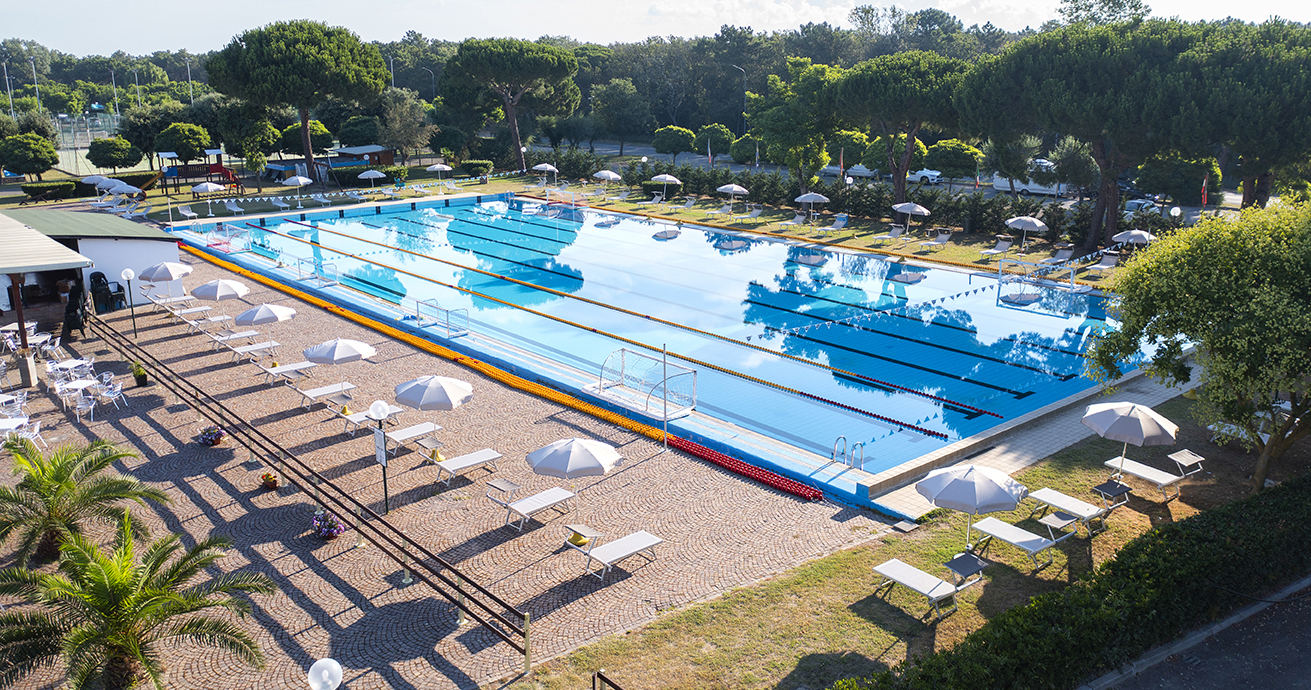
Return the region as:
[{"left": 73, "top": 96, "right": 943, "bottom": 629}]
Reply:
[{"left": 86, "top": 315, "right": 530, "bottom": 658}]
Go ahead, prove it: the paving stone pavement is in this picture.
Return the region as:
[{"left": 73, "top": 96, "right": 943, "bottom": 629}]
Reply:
[{"left": 2, "top": 253, "right": 891, "bottom": 690}]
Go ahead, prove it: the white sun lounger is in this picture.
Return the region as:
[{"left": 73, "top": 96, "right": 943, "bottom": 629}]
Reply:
[
  {"left": 1028, "top": 487, "right": 1110, "bottom": 536},
  {"left": 293, "top": 382, "right": 356, "bottom": 409},
  {"left": 230, "top": 340, "right": 279, "bottom": 362},
  {"left": 209, "top": 330, "right": 258, "bottom": 350},
  {"left": 734, "top": 208, "right": 763, "bottom": 223},
  {"left": 973, "top": 517, "right": 1058, "bottom": 569},
  {"left": 605, "top": 191, "right": 631, "bottom": 202},
  {"left": 434, "top": 448, "right": 501, "bottom": 487},
  {"left": 980, "top": 238, "right": 1014, "bottom": 260},
  {"left": 385, "top": 421, "right": 442, "bottom": 454},
  {"left": 487, "top": 479, "right": 575, "bottom": 531},
  {"left": 819, "top": 213, "right": 849, "bottom": 236},
  {"left": 919, "top": 229, "right": 953, "bottom": 251},
  {"left": 871, "top": 225, "right": 905, "bottom": 244},
  {"left": 347, "top": 191, "right": 368, "bottom": 202},
  {"left": 256, "top": 360, "right": 317, "bottom": 385},
  {"left": 566, "top": 525, "right": 663, "bottom": 579},
  {"left": 178, "top": 205, "right": 199, "bottom": 221},
  {"left": 778, "top": 213, "right": 806, "bottom": 228},
  {"left": 338, "top": 403, "right": 402, "bottom": 435},
  {"left": 1039, "top": 248, "right": 1075, "bottom": 265},
  {"left": 169, "top": 305, "right": 211, "bottom": 322},
  {"left": 223, "top": 200, "right": 245, "bottom": 215},
  {"left": 874, "top": 558, "right": 981, "bottom": 620},
  {"left": 271, "top": 198, "right": 291, "bottom": 211},
  {"left": 149, "top": 295, "right": 195, "bottom": 313},
  {"left": 635, "top": 193, "right": 663, "bottom": 206},
  {"left": 1086, "top": 251, "right": 1119, "bottom": 276},
  {"left": 1104, "top": 450, "right": 1204, "bottom": 501}
]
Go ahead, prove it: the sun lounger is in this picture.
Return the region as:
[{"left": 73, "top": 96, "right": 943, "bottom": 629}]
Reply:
[
  {"left": 230, "top": 340, "right": 279, "bottom": 362},
  {"left": 605, "top": 191, "right": 631, "bottom": 203},
  {"left": 636, "top": 193, "right": 663, "bottom": 206},
  {"left": 183, "top": 314, "right": 231, "bottom": 334},
  {"left": 110, "top": 201, "right": 142, "bottom": 216},
  {"left": 980, "top": 238, "right": 1014, "bottom": 260},
  {"left": 972, "top": 516, "right": 1057, "bottom": 569},
  {"left": 734, "top": 208, "right": 763, "bottom": 223},
  {"left": 123, "top": 205, "right": 153, "bottom": 220},
  {"left": 1086, "top": 251, "right": 1119, "bottom": 276},
  {"left": 565, "top": 525, "right": 663, "bottom": 579},
  {"left": 149, "top": 295, "right": 195, "bottom": 313},
  {"left": 1039, "top": 248, "right": 1074, "bottom": 265},
  {"left": 434, "top": 448, "right": 501, "bottom": 487},
  {"left": 178, "top": 205, "right": 199, "bottom": 221},
  {"left": 705, "top": 203, "right": 731, "bottom": 216},
  {"left": 209, "top": 330, "right": 258, "bottom": 350},
  {"left": 385, "top": 421, "right": 442, "bottom": 454},
  {"left": 871, "top": 225, "right": 905, "bottom": 245},
  {"left": 1208, "top": 420, "right": 1272, "bottom": 446},
  {"left": 337, "top": 403, "right": 402, "bottom": 435},
  {"left": 1028, "top": 487, "right": 1110, "bottom": 537},
  {"left": 487, "top": 479, "right": 575, "bottom": 531},
  {"left": 873, "top": 558, "right": 981, "bottom": 620},
  {"left": 223, "top": 200, "right": 245, "bottom": 215},
  {"left": 347, "top": 191, "right": 368, "bottom": 202},
  {"left": 293, "top": 382, "right": 356, "bottom": 409},
  {"left": 311, "top": 194, "right": 333, "bottom": 206},
  {"left": 919, "top": 229, "right": 953, "bottom": 251},
  {"left": 169, "top": 305, "right": 211, "bottom": 322},
  {"left": 819, "top": 213, "right": 849, "bottom": 236},
  {"left": 271, "top": 198, "right": 291, "bottom": 211},
  {"left": 1104, "top": 450, "right": 1204, "bottom": 501},
  {"left": 778, "top": 213, "right": 806, "bottom": 229},
  {"left": 256, "top": 360, "right": 316, "bottom": 385}
]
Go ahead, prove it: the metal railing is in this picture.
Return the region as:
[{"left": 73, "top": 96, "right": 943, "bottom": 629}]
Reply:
[
  {"left": 593, "top": 669, "right": 626, "bottom": 690},
  {"left": 86, "top": 314, "right": 532, "bottom": 670}
]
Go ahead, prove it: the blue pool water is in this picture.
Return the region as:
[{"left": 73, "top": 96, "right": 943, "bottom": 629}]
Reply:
[{"left": 198, "top": 196, "right": 1125, "bottom": 478}]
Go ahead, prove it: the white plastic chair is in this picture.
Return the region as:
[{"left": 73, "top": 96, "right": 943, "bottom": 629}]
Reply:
[
  {"left": 99, "top": 382, "right": 128, "bottom": 410},
  {"left": 74, "top": 394, "right": 96, "bottom": 422},
  {"left": 19, "top": 421, "right": 48, "bottom": 448}
]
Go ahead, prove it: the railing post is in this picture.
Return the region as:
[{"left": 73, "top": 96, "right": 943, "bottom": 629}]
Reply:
[
  {"left": 355, "top": 505, "right": 366, "bottom": 549},
  {"left": 313, "top": 475, "right": 324, "bottom": 515},
  {"left": 523, "top": 612, "right": 531, "bottom": 673},
  {"left": 456, "top": 575, "right": 466, "bottom": 625},
  {"left": 401, "top": 554, "right": 412, "bottom": 585}
]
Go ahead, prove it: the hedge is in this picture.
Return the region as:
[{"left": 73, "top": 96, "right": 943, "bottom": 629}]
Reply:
[
  {"left": 462, "top": 160, "right": 493, "bottom": 177},
  {"left": 327, "top": 165, "right": 408, "bottom": 187},
  {"left": 21, "top": 181, "right": 75, "bottom": 199},
  {"left": 640, "top": 180, "right": 682, "bottom": 197},
  {"left": 831, "top": 473, "right": 1311, "bottom": 690},
  {"left": 20, "top": 172, "right": 161, "bottom": 200}
]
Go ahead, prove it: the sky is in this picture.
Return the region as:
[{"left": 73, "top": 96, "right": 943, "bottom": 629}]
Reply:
[{"left": 7, "top": 0, "right": 1309, "bottom": 56}]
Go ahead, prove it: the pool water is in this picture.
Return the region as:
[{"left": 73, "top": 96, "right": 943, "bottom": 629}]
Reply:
[{"left": 214, "top": 197, "right": 1125, "bottom": 476}]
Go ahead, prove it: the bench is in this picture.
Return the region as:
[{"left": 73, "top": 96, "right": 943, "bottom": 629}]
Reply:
[
  {"left": 230, "top": 340, "right": 279, "bottom": 362},
  {"left": 487, "top": 479, "right": 575, "bottom": 531},
  {"left": 337, "top": 403, "right": 402, "bottom": 435},
  {"left": 565, "top": 525, "right": 663, "bottom": 579},
  {"left": 293, "top": 382, "right": 356, "bottom": 409},
  {"left": 1028, "top": 487, "right": 1110, "bottom": 536},
  {"left": 434, "top": 448, "right": 500, "bottom": 487},
  {"left": 973, "top": 517, "right": 1058, "bottom": 570},
  {"left": 385, "top": 421, "right": 441, "bottom": 454},
  {"left": 874, "top": 558, "right": 980, "bottom": 620},
  {"left": 1104, "top": 451, "right": 1204, "bottom": 501},
  {"left": 256, "top": 361, "right": 316, "bottom": 385}
]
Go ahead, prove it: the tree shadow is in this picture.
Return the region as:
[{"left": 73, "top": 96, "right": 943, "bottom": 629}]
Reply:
[{"left": 775, "top": 652, "right": 891, "bottom": 690}]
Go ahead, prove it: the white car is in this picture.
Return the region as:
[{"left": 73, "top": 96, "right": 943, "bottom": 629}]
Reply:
[
  {"left": 820, "top": 164, "right": 877, "bottom": 178},
  {"left": 908, "top": 169, "right": 942, "bottom": 185},
  {"left": 1124, "top": 199, "right": 1162, "bottom": 215}
]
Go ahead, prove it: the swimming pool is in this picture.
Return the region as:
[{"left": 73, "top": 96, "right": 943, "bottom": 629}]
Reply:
[{"left": 187, "top": 195, "right": 1126, "bottom": 495}]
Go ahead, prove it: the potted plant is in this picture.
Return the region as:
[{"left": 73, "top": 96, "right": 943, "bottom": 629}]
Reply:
[
  {"left": 260, "top": 472, "right": 279, "bottom": 490},
  {"left": 198, "top": 425, "right": 226, "bottom": 447},
  {"left": 312, "top": 513, "right": 347, "bottom": 541},
  {"left": 130, "top": 361, "right": 148, "bottom": 387}
]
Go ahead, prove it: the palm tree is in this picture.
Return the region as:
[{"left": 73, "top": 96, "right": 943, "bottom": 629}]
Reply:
[
  {"left": 0, "top": 438, "right": 169, "bottom": 565},
  {"left": 0, "top": 510, "right": 276, "bottom": 690}
]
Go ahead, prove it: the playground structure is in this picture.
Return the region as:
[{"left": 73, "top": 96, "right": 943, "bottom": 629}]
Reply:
[{"left": 160, "top": 150, "right": 244, "bottom": 195}]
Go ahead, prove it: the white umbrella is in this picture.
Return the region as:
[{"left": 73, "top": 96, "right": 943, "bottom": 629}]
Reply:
[
  {"left": 653, "top": 228, "right": 681, "bottom": 241},
  {"left": 427, "top": 163, "right": 453, "bottom": 181},
  {"left": 81, "top": 175, "right": 107, "bottom": 184},
  {"left": 1081, "top": 402, "right": 1178, "bottom": 473},
  {"left": 893, "top": 202, "right": 932, "bottom": 236},
  {"left": 916, "top": 464, "right": 1029, "bottom": 548},
  {"left": 1006, "top": 216, "right": 1049, "bottom": 253},
  {"left": 795, "top": 192, "right": 829, "bottom": 222},
  {"left": 533, "top": 163, "right": 559, "bottom": 186},
  {"left": 192, "top": 279, "right": 249, "bottom": 301},
  {"left": 303, "top": 338, "right": 377, "bottom": 364},
  {"left": 593, "top": 170, "right": 621, "bottom": 182},
  {"left": 652, "top": 174, "right": 681, "bottom": 200},
  {"left": 717, "top": 183, "right": 749, "bottom": 214},
  {"left": 139, "top": 261, "right": 193, "bottom": 283},
  {"left": 526, "top": 438, "right": 623, "bottom": 480},
  {"left": 234, "top": 303, "right": 297, "bottom": 327},
  {"left": 358, "top": 169, "right": 387, "bottom": 188},
  {"left": 192, "top": 181, "right": 226, "bottom": 217},
  {"left": 1112, "top": 229, "right": 1156, "bottom": 245},
  {"left": 394, "top": 375, "right": 473, "bottom": 412},
  {"left": 96, "top": 178, "right": 120, "bottom": 190},
  {"left": 282, "top": 175, "right": 314, "bottom": 208},
  {"left": 109, "top": 182, "right": 142, "bottom": 195}
]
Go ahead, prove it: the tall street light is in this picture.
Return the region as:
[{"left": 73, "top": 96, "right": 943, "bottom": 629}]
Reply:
[
  {"left": 185, "top": 57, "right": 194, "bottom": 105},
  {"left": 387, "top": 56, "right": 395, "bottom": 88},
  {"left": 421, "top": 67, "right": 435, "bottom": 101},
  {"left": 110, "top": 70, "right": 120, "bottom": 116},
  {"left": 132, "top": 69, "right": 142, "bottom": 107},
  {"left": 2, "top": 62, "right": 14, "bottom": 119},
  {"left": 732, "top": 64, "right": 746, "bottom": 137},
  {"left": 120, "top": 268, "right": 137, "bottom": 338},
  {"left": 30, "top": 58, "right": 41, "bottom": 113}
]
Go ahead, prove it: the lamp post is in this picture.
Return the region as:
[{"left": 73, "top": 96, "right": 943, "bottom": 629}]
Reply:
[
  {"left": 120, "top": 268, "right": 137, "bottom": 338},
  {"left": 731, "top": 64, "right": 746, "bottom": 137},
  {"left": 421, "top": 67, "right": 435, "bottom": 101},
  {"left": 1170, "top": 205, "right": 1183, "bottom": 229},
  {"left": 132, "top": 69, "right": 141, "bottom": 107},
  {"left": 110, "top": 70, "right": 120, "bottom": 116},
  {"left": 185, "top": 57, "right": 194, "bottom": 105},
  {"left": 2, "top": 62, "right": 14, "bottom": 119},
  {"left": 30, "top": 58, "right": 41, "bottom": 113},
  {"left": 368, "top": 400, "right": 391, "bottom": 514},
  {"left": 387, "top": 56, "right": 395, "bottom": 88}
]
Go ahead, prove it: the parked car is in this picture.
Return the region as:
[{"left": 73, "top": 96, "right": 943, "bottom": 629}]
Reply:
[
  {"left": 1124, "top": 199, "right": 1162, "bottom": 215},
  {"left": 991, "top": 174, "right": 1066, "bottom": 196},
  {"left": 819, "top": 164, "right": 878, "bottom": 178},
  {"left": 908, "top": 168, "right": 942, "bottom": 184}
]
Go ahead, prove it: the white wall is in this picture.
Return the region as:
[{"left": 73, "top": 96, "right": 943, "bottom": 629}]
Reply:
[{"left": 76, "top": 238, "right": 181, "bottom": 306}]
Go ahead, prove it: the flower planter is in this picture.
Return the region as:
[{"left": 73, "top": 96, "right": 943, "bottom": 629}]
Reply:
[{"left": 133, "top": 373, "right": 148, "bottom": 387}]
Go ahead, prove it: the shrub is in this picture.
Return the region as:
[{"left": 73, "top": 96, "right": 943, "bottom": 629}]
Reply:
[
  {"left": 312, "top": 513, "right": 347, "bottom": 539},
  {"left": 20, "top": 181, "right": 76, "bottom": 199},
  {"left": 640, "top": 180, "right": 682, "bottom": 198},
  {"left": 830, "top": 473, "right": 1311, "bottom": 690},
  {"left": 328, "top": 165, "right": 408, "bottom": 186},
  {"left": 462, "top": 159, "right": 493, "bottom": 177},
  {"left": 730, "top": 134, "right": 763, "bottom": 165},
  {"left": 86, "top": 137, "right": 143, "bottom": 172}
]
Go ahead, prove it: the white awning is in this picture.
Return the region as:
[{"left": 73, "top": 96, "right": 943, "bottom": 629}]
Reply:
[
  {"left": 158, "top": 151, "right": 179, "bottom": 159},
  {"left": 330, "top": 144, "right": 389, "bottom": 156},
  {"left": 0, "top": 213, "right": 94, "bottom": 274},
  {"left": 204, "top": 148, "right": 223, "bottom": 156}
]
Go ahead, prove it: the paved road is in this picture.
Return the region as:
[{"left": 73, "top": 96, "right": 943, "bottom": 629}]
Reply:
[{"left": 1114, "top": 584, "right": 1311, "bottom": 689}]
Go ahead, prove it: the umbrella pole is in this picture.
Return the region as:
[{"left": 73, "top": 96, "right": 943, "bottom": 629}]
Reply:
[
  {"left": 966, "top": 513, "right": 974, "bottom": 551},
  {"left": 1120, "top": 441, "right": 1129, "bottom": 474}
]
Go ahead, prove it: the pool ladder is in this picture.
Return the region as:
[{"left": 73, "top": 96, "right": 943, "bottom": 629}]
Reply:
[{"left": 831, "top": 436, "right": 866, "bottom": 470}]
